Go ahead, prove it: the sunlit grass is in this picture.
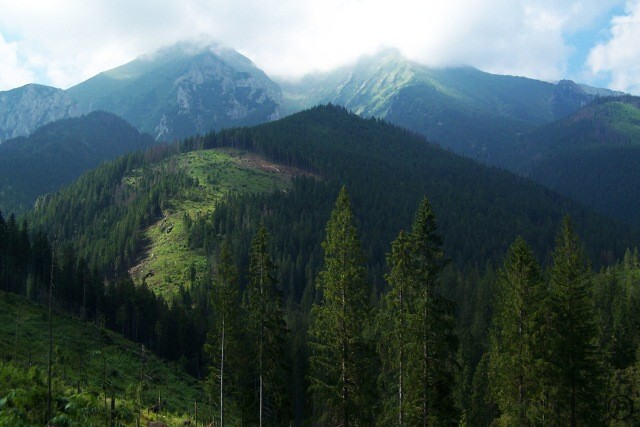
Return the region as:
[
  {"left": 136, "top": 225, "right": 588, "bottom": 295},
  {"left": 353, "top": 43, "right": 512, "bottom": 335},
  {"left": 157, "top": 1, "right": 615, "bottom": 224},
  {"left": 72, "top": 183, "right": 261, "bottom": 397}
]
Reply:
[{"left": 130, "top": 148, "right": 290, "bottom": 296}]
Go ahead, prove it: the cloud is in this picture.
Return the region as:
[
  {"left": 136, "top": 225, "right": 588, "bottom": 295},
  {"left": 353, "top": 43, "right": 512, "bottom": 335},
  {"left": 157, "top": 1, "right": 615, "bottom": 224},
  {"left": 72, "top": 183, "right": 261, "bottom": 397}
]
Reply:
[
  {"left": 0, "top": 33, "right": 35, "bottom": 90},
  {"left": 0, "top": 0, "right": 626, "bottom": 89},
  {"left": 587, "top": 0, "right": 640, "bottom": 94}
]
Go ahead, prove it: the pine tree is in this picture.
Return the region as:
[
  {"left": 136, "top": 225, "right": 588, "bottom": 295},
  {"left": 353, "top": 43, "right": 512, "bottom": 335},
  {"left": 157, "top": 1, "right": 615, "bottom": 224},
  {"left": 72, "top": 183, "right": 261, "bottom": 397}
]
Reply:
[
  {"left": 308, "top": 186, "right": 374, "bottom": 426},
  {"left": 378, "top": 197, "right": 458, "bottom": 426},
  {"left": 546, "top": 216, "right": 605, "bottom": 425},
  {"left": 245, "top": 225, "right": 289, "bottom": 426},
  {"left": 204, "top": 242, "right": 240, "bottom": 426},
  {"left": 488, "top": 236, "right": 545, "bottom": 424}
]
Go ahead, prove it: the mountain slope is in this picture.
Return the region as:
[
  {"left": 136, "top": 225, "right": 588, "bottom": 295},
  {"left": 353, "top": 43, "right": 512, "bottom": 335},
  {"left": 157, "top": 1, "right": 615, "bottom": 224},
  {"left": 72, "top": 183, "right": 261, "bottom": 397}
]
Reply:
[
  {"left": 516, "top": 96, "right": 640, "bottom": 226},
  {"left": 198, "top": 105, "right": 640, "bottom": 301},
  {"left": 28, "top": 144, "right": 296, "bottom": 293},
  {"left": 28, "top": 106, "right": 639, "bottom": 302},
  {"left": 0, "top": 112, "right": 154, "bottom": 214},
  {"left": 280, "top": 50, "right": 623, "bottom": 163},
  {"left": 0, "top": 290, "right": 201, "bottom": 424},
  {"left": 67, "top": 41, "right": 282, "bottom": 141},
  {"left": 0, "top": 84, "right": 81, "bottom": 143}
]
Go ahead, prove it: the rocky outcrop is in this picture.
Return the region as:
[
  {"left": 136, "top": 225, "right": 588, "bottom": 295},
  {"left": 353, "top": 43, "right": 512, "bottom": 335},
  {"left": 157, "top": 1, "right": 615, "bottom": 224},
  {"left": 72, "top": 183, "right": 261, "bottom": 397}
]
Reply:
[{"left": 0, "top": 84, "right": 83, "bottom": 143}]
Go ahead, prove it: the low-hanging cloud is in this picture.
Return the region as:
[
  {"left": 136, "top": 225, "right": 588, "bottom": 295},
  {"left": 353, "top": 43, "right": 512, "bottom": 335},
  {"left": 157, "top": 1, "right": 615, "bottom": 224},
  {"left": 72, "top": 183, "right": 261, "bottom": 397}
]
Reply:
[
  {"left": 588, "top": 0, "right": 640, "bottom": 94},
  {"left": 0, "top": 0, "right": 626, "bottom": 90}
]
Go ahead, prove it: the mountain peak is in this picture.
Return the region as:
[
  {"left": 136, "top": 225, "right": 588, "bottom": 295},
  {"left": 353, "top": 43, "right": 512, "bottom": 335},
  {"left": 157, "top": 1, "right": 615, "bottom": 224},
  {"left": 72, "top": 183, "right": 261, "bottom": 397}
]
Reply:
[{"left": 66, "top": 40, "right": 282, "bottom": 141}]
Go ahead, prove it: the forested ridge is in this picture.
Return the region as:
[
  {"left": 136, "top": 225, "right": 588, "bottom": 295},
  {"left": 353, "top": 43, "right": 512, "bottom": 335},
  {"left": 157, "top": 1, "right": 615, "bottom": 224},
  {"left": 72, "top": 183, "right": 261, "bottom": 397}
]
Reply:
[
  {"left": 2, "top": 105, "right": 640, "bottom": 425},
  {"left": 0, "top": 111, "right": 155, "bottom": 215},
  {"left": 515, "top": 96, "right": 640, "bottom": 227}
]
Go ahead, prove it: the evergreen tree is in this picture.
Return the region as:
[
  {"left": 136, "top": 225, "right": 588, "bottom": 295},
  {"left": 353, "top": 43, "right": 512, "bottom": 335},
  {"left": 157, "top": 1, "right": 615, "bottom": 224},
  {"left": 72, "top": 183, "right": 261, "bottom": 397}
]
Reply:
[
  {"left": 488, "top": 236, "right": 545, "bottom": 424},
  {"left": 410, "top": 197, "right": 458, "bottom": 425},
  {"left": 378, "top": 230, "right": 413, "bottom": 426},
  {"left": 468, "top": 352, "right": 499, "bottom": 425},
  {"left": 546, "top": 216, "right": 606, "bottom": 425},
  {"left": 245, "top": 225, "right": 289, "bottom": 426},
  {"left": 377, "top": 197, "right": 458, "bottom": 425},
  {"left": 308, "top": 186, "right": 374, "bottom": 426},
  {"left": 205, "top": 242, "right": 240, "bottom": 426}
]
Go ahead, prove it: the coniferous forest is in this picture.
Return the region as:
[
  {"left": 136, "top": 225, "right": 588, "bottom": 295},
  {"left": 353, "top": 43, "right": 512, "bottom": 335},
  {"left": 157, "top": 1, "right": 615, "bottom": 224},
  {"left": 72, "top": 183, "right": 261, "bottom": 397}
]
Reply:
[{"left": 1, "top": 106, "right": 639, "bottom": 426}]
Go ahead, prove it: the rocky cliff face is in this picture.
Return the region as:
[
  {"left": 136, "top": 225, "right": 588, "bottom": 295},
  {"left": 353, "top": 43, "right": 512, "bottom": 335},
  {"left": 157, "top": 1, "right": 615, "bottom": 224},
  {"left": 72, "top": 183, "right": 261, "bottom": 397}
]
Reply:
[
  {"left": 149, "top": 47, "right": 282, "bottom": 140},
  {"left": 0, "top": 84, "right": 82, "bottom": 143}
]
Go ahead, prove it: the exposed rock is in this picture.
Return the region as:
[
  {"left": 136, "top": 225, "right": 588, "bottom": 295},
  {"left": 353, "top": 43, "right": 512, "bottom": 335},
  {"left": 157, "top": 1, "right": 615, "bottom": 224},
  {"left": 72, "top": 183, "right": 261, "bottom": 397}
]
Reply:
[{"left": 0, "top": 84, "right": 83, "bottom": 143}]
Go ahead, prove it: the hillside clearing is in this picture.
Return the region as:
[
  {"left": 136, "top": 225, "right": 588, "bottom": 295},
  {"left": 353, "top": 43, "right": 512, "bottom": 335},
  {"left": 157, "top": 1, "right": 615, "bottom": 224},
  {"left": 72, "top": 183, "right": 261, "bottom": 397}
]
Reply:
[{"left": 129, "top": 148, "right": 298, "bottom": 296}]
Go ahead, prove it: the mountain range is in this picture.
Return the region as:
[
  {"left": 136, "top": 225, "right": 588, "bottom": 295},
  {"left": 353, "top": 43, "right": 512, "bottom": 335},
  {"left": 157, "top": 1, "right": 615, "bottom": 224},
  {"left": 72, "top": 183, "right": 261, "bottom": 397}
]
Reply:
[
  {"left": 0, "top": 41, "right": 282, "bottom": 144},
  {"left": 0, "top": 43, "right": 623, "bottom": 147},
  {"left": 279, "top": 49, "right": 625, "bottom": 163},
  {"left": 0, "top": 40, "right": 638, "bottom": 228}
]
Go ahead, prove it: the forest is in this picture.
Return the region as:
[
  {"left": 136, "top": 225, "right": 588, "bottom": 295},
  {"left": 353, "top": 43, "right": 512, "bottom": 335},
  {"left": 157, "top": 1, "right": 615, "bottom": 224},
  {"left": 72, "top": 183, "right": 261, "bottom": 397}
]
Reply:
[
  {"left": 1, "top": 105, "right": 639, "bottom": 425},
  {"left": 2, "top": 194, "right": 639, "bottom": 425}
]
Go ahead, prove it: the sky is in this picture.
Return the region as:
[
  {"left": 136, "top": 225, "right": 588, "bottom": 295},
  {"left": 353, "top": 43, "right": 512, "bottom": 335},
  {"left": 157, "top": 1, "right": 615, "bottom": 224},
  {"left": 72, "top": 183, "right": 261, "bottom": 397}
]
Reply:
[{"left": 0, "top": 0, "right": 639, "bottom": 94}]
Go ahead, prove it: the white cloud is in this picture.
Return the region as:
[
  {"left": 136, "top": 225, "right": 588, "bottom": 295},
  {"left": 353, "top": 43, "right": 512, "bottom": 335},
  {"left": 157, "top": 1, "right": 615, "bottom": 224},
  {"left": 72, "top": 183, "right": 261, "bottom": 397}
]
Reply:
[
  {"left": 0, "top": 0, "right": 627, "bottom": 89},
  {"left": 0, "top": 33, "right": 35, "bottom": 90},
  {"left": 588, "top": 0, "right": 640, "bottom": 94}
]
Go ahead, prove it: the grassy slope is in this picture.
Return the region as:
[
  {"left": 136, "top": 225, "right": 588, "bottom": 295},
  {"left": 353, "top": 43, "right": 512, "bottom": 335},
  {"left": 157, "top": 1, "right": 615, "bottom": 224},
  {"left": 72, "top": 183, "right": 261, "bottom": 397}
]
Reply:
[
  {"left": 129, "top": 148, "right": 292, "bottom": 296},
  {"left": 0, "top": 291, "right": 201, "bottom": 426}
]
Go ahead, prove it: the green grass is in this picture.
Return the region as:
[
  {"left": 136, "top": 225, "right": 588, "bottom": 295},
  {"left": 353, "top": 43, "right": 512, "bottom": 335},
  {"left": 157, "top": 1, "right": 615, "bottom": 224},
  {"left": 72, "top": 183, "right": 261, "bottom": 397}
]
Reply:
[
  {"left": 0, "top": 291, "right": 206, "bottom": 426},
  {"left": 599, "top": 102, "right": 640, "bottom": 141},
  {"left": 130, "top": 148, "right": 291, "bottom": 296}
]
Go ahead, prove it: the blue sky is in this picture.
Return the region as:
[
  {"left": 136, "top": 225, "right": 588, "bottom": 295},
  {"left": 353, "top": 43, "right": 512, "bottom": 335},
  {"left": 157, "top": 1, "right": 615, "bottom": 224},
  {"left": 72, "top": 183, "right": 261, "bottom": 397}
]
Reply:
[
  {"left": 0, "top": 0, "right": 639, "bottom": 94},
  {"left": 565, "top": 3, "right": 626, "bottom": 87}
]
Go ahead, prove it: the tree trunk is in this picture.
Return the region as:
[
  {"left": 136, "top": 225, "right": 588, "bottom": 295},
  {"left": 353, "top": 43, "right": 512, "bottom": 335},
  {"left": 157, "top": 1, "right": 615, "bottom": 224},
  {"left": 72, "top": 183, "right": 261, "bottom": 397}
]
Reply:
[{"left": 220, "top": 316, "right": 225, "bottom": 427}]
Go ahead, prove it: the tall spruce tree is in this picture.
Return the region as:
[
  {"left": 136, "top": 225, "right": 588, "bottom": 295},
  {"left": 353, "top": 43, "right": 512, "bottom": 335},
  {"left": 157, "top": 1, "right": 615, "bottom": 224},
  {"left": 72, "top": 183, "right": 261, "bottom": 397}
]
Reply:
[
  {"left": 308, "top": 186, "right": 374, "bottom": 426},
  {"left": 546, "top": 216, "right": 605, "bottom": 425},
  {"left": 488, "top": 236, "right": 545, "bottom": 424},
  {"left": 204, "top": 242, "right": 240, "bottom": 426},
  {"left": 378, "top": 230, "right": 413, "bottom": 426},
  {"left": 378, "top": 197, "right": 458, "bottom": 426},
  {"left": 245, "top": 225, "right": 289, "bottom": 426}
]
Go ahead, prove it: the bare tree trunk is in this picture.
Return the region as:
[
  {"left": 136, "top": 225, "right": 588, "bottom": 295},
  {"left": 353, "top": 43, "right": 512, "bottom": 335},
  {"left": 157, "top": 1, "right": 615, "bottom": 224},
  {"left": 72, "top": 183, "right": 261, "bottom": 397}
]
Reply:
[
  {"left": 220, "top": 316, "right": 225, "bottom": 427},
  {"left": 399, "top": 285, "right": 404, "bottom": 427},
  {"left": 47, "top": 247, "right": 54, "bottom": 422}
]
